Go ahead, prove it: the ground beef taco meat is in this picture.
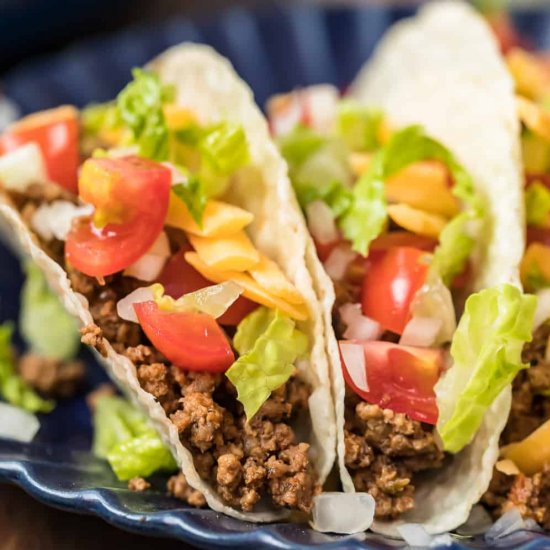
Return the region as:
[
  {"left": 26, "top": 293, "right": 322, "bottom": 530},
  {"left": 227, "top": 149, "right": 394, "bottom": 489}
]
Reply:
[
  {"left": 6, "top": 184, "right": 319, "bottom": 513},
  {"left": 344, "top": 390, "right": 444, "bottom": 519},
  {"left": 482, "top": 324, "right": 550, "bottom": 526}
]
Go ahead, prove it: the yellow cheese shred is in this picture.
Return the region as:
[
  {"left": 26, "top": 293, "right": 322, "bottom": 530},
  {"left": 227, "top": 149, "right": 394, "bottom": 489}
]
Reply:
[{"left": 387, "top": 203, "right": 447, "bottom": 238}]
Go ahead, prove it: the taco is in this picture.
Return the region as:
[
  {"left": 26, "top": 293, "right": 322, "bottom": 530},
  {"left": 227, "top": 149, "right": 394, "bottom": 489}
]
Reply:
[
  {"left": 479, "top": 10, "right": 550, "bottom": 530},
  {"left": 0, "top": 45, "right": 336, "bottom": 521},
  {"left": 268, "top": 1, "right": 535, "bottom": 535}
]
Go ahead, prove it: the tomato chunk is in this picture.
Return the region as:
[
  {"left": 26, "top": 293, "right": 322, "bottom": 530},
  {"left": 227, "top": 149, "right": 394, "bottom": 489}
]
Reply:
[
  {"left": 340, "top": 340, "right": 442, "bottom": 424},
  {"left": 65, "top": 156, "right": 171, "bottom": 277},
  {"left": 361, "top": 246, "right": 430, "bottom": 335},
  {"left": 157, "top": 246, "right": 257, "bottom": 326},
  {"left": 0, "top": 106, "right": 79, "bottom": 192},
  {"left": 134, "top": 301, "right": 234, "bottom": 372},
  {"left": 528, "top": 225, "right": 550, "bottom": 247}
]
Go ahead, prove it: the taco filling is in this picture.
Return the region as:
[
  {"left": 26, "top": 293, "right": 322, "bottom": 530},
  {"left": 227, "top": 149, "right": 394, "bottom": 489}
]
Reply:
[
  {"left": 481, "top": 29, "right": 550, "bottom": 528},
  {"left": 269, "top": 85, "right": 535, "bottom": 520},
  {"left": 0, "top": 68, "right": 322, "bottom": 513}
]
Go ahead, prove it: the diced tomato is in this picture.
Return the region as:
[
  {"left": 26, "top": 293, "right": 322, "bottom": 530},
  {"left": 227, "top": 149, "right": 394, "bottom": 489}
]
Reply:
[
  {"left": 526, "top": 173, "right": 550, "bottom": 189},
  {"left": 487, "top": 12, "right": 526, "bottom": 54},
  {"left": 340, "top": 340, "right": 442, "bottom": 424},
  {"left": 451, "top": 260, "right": 471, "bottom": 290},
  {"left": 370, "top": 231, "right": 438, "bottom": 253},
  {"left": 0, "top": 106, "right": 79, "bottom": 192},
  {"left": 135, "top": 301, "right": 234, "bottom": 372},
  {"left": 65, "top": 156, "right": 171, "bottom": 277},
  {"left": 157, "top": 245, "right": 257, "bottom": 326},
  {"left": 527, "top": 225, "right": 550, "bottom": 247},
  {"left": 361, "top": 246, "right": 430, "bottom": 335}
]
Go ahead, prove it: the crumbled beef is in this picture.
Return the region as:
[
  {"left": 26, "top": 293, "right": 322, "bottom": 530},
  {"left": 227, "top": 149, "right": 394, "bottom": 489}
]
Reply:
[
  {"left": 501, "top": 323, "right": 550, "bottom": 445},
  {"left": 483, "top": 465, "right": 550, "bottom": 529},
  {"left": 18, "top": 352, "right": 85, "bottom": 398},
  {"left": 167, "top": 473, "right": 206, "bottom": 507},
  {"left": 344, "top": 393, "right": 444, "bottom": 520},
  {"left": 80, "top": 324, "right": 108, "bottom": 357},
  {"left": 128, "top": 477, "right": 151, "bottom": 492}
]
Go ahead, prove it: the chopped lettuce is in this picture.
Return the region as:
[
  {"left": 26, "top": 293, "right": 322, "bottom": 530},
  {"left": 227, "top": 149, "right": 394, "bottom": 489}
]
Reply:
[
  {"left": 341, "top": 125, "right": 483, "bottom": 262},
  {"left": 81, "top": 102, "right": 121, "bottom": 139},
  {"left": 525, "top": 181, "right": 550, "bottom": 227},
  {"left": 20, "top": 261, "right": 80, "bottom": 361},
  {"left": 171, "top": 173, "right": 207, "bottom": 226},
  {"left": 278, "top": 125, "right": 325, "bottom": 168},
  {"left": 93, "top": 395, "right": 177, "bottom": 481},
  {"left": 337, "top": 100, "right": 382, "bottom": 152},
  {"left": 435, "top": 284, "right": 537, "bottom": 453},
  {"left": 226, "top": 308, "right": 308, "bottom": 420},
  {"left": 116, "top": 68, "right": 170, "bottom": 161},
  {"left": 0, "top": 323, "right": 54, "bottom": 413}
]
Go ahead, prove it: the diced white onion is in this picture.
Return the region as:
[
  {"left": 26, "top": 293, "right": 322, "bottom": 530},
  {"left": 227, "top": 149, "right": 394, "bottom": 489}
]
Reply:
[
  {"left": 399, "top": 317, "right": 443, "bottom": 348},
  {"left": 397, "top": 524, "right": 453, "bottom": 547},
  {"left": 484, "top": 508, "right": 526, "bottom": 543},
  {"left": 456, "top": 505, "right": 493, "bottom": 536},
  {"left": 339, "top": 303, "right": 381, "bottom": 341},
  {"left": 123, "top": 232, "right": 170, "bottom": 282},
  {"left": 310, "top": 492, "right": 375, "bottom": 534},
  {"left": 31, "top": 201, "right": 93, "bottom": 241},
  {"left": 161, "top": 161, "right": 188, "bottom": 187},
  {"left": 324, "top": 245, "right": 356, "bottom": 281},
  {"left": 306, "top": 200, "right": 338, "bottom": 245},
  {"left": 176, "top": 281, "right": 243, "bottom": 318},
  {"left": 303, "top": 85, "right": 339, "bottom": 136},
  {"left": 116, "top": 287, "right": 155, "bottom": 323},
  {"left": 0, "top": 402, "right": 39, "bottom": 442},
  {"left": 339, "top": 341, "right": 368, "bottom": 392},
  {"left": 0, "top": 142, "right": 48, "bottom": 191},
  {"left": 533, "top": 288, "right": 550, "bottom": 331},
  {"left": 411, "top": 276, "right": 456, "bottom": 345}
]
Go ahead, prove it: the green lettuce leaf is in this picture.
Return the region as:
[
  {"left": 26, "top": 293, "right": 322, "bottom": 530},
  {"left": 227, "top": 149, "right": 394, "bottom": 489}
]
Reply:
[
  {"left": 20, "top": 261, "right": 80, "bottom": 361},
  {"left": 93, "top": 395, "right": 177, "bottom": 480},
  {"left": 337, "top": 100, "right": 382, "bottom": 152},
  {"left": 171, "top": 172, "right": 207, "bottom": 226},
  {"left": 81, "top": 102, "right": 122, "bottom": 139},
  {"left": 525, "top": 181, "right": 550, "bottom": 227},
  {"left": 278, "top": 125, "right": 325, "bottom": 168},
  {"left": 116, "top": 68, "right": 169, "bottom": 161},
  {"left": 435, "top": 284, "right": 537, "bottom": 453},
  {"left": 226, "top": 308, "right": 308, "bottom": 420},
  {"left": 0, "top": 323, "right": 54, "bottom": 413}
]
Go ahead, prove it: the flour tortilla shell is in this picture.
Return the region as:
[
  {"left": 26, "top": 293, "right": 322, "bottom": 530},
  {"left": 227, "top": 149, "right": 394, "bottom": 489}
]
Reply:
[{"left": 0, "top": 44, "right": 336, "bottom": 522}]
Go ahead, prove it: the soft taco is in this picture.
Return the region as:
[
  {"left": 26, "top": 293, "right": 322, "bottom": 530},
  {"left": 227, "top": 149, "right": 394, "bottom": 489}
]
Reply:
[
  {"left": 479, "top": 10, "right": 550, "bottom": 530},
  {"left": 0, "top": 45, "right": 336, "bottom": 521},
  {"left": 268, "top": 1, "right": 534, "bottom": 535}
]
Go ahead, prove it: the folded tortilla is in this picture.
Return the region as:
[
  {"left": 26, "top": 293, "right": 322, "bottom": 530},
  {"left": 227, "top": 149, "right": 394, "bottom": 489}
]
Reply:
[
  {"left": 0, "top": 45, "right": 336, "bottom": 522},
  {"left": 304, "top": 1, "right": 524, "bottom": 535}
]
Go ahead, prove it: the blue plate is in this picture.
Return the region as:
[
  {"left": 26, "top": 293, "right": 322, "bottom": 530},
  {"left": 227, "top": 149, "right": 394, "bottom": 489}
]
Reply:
[{"left": 1, "top": 4, "right": 550, "bottom": 549}]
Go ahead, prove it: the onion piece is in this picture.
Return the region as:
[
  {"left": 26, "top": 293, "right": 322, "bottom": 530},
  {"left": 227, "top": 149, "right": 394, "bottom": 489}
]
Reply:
[
  {"left": 339, "top": 303, "right": 381, "bottom": 341},
  {"left": 0, "top": 142, "right": 48, "bottom": 191},
  {"left": 484, "top": 508, "right": 525, "bottom": 543},
  {"left": 533, "top": 288, "right": 550, "bottom": 331},
  {"left": 324, "top": 245, "right": 356, "bottom": 281},
  {"left": 123, "top": 232, "right": 170, "bottom": 282},
  {"left": 117, "top": 287, "right": 155, "bottom": 323},
  {"left": 310, "top": 492, "right": 375, "bottom": 534},
  {"left": 411, "top": 275, "right": 456, "bottom": 345},
  {"left": 0, "top": 402, "right": 39, "bottom": 442},
  {"left": 31, "top": 201, "right": 94, "bottom": 242},
  {"left": 303, "top": 85, "right": 339, "bottom": 135},
  {"left": 339, "top": 341, "right": 368, "bottom": 392},
  {"left": 159, "top": 280, "right": 243, "bottom": 319},
  {"left": 397, "top": 524, "right": 453, "bottom": 547},
  {"left": 399, "top": 317, "right": 442, "bottom": 347},
  {"left": 306, "top": 200, "right": 338, "bottom": 245},
  {"left": 266, "top": 92, "right": 304, "bottom": 137}
]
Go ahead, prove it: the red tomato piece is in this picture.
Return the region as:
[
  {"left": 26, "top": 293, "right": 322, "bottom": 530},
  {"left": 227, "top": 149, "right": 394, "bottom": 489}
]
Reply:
[
  {"left": 314, "top": 237, "right": 342, "bottom": 262},
  {"left": 361, "top": 246, "right": 430, "bottom": 335},
  {"left": 0, "top": 106, "right": 79, "bottom": 193},
  {"left": 526, "top": 173, "right": 550, "bottom": 189},
  {"left": 65, "top": 156, "right": 171, "bottom": 277},
  {"left": 340, "top": 340, "right": 442, "bottom": 424},
  {"left": 370, "top": 231, "right": 437, "bottom": 253},
  {"left": 487, "top": 12, "right": 526, "bottom": 54},
  {"left": 134, "top": 301, "right": 234, "bottom": 372},
  {"left": 157, "top": 246, "right": 257, "bottom": 326},
  {"left": 527, "top": 225, "right": 550, "bottom": 247}
]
